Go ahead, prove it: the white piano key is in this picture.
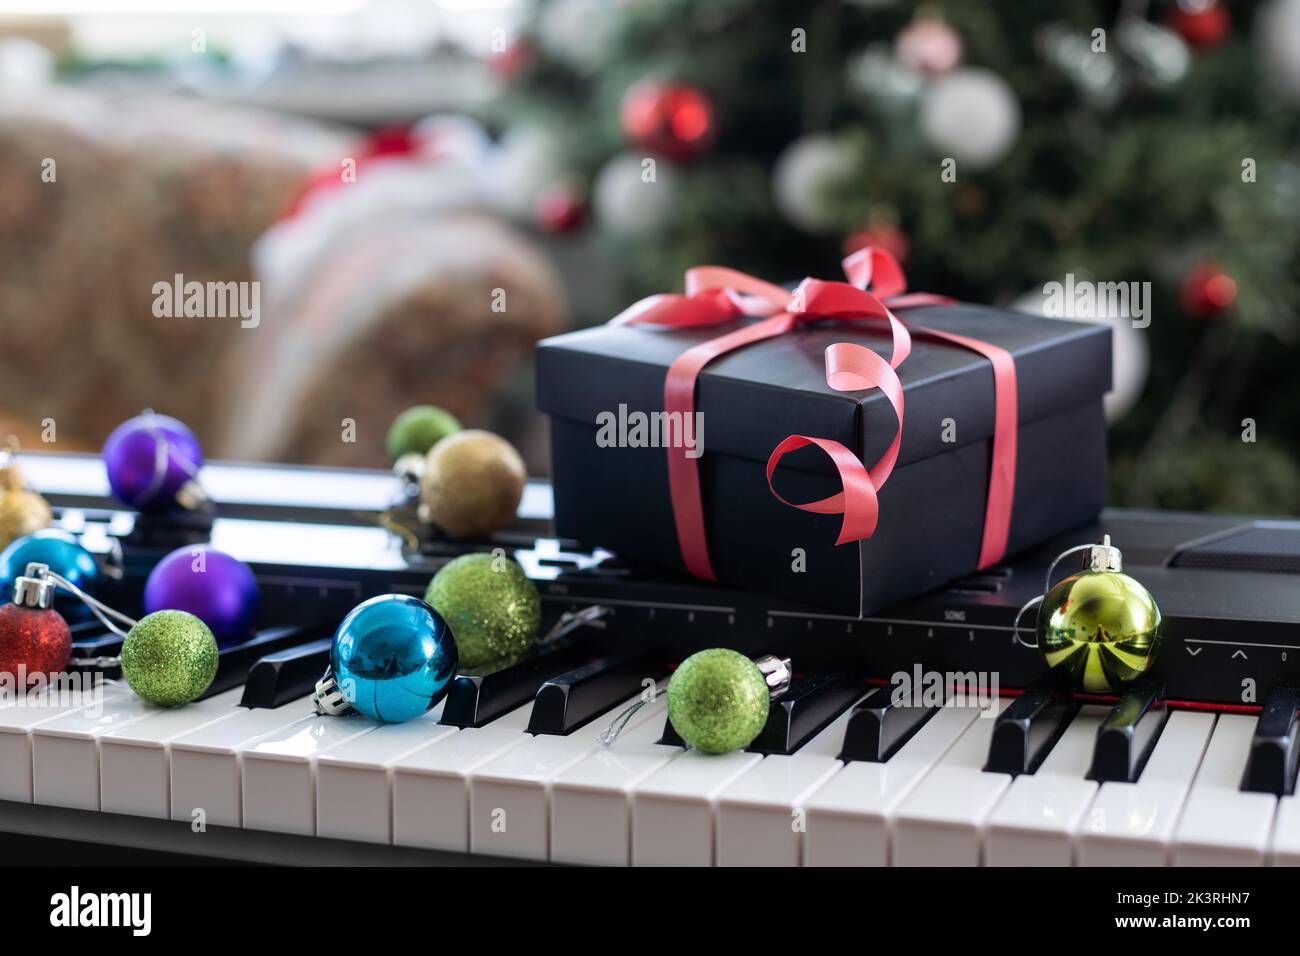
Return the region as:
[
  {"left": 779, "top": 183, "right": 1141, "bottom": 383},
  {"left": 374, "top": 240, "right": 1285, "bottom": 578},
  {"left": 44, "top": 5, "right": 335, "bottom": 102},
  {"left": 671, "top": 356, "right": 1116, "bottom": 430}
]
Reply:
[
  {"left": 390, "top": 704, "right": 534, "bottom": 852},
  {"left": 314, "top": 705, "right": 459, "bottom": 845},
  {"left": 804, "top": 700, "right": 981, "bottom": 866},
  {"left": 1172, "top": 714, "right": 1277, "bottom": 866},
  {"left": 168, "top": 697, "right": 317, "bottom": 828},
  {"left": 984, "top": 706, "right": 1106, "bottom": 867},
  {"left": 713, "top": 706, "right": 860, "bottom": 867},
  {"left": 30, "top": 691, "right": 162, "bottom": 810},
  {"left": 626, "top": 698, "right": 767, "bottom": 869},
  {"left": 98, "top": 689, "right": 248, "bottom": 819},
  {"left": 891, "top": 698, "right": 1012, "bottom": 866},
  {"left": 1269, "top": 791, "right": 1300, "bottom": 865},
  {"left": 550, "top": 716, "right": 682, "bottom": 867},
  {"left": 1076, "top": 710, "right": 1214, "bottom": 867},
  {"left": 240, "top": 712, "right": 385, "bottom": 836},
  {"left": 468, "top": 692, "right": 668, "bottom": 862},
  {"left": 0, "top": 680, "right": 128, "bottom": 803}
]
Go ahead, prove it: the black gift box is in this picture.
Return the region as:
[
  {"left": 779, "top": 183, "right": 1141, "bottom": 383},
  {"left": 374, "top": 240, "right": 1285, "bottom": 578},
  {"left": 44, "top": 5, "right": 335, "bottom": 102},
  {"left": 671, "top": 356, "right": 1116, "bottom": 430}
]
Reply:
[{"left": 537, "top": 303, "right": 1111, "bottom": 616}]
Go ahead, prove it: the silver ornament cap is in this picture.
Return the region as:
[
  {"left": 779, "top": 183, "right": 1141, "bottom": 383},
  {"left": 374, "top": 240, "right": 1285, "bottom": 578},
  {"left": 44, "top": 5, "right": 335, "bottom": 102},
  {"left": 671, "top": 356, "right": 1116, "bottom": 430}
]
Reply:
[
  {"left": 754, "top": 654, "right": 793, "bottom": 698},
  {"left": 13, "top": 561, "right": 54, "bottom": 608},
  {"left": 312, "top": 669, "right": 354, "bottom": 717},
  {"left": 1086, "top": 534, "right": 1123, "bottom": 573}
]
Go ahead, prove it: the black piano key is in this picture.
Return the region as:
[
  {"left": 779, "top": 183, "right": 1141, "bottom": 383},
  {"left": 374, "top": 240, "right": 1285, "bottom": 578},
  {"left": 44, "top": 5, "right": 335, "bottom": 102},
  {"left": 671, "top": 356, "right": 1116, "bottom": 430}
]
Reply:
[
  {"left": 69, "top": 619, "right": 107, "bottom": 641},
  {"left": 748, "top": 670, "right": 865, "bottom": 755},
  {"left": 1241, "top": 686, "right": 1300, "bottom": 796},
  {"left": 527, "top": 651, "right": 668, "bottom": 736},
  {"left": 240, "top": 637, "right": 332, "bottom": 709},
  {"left": 658, "top": 669, "right": 866, "bottom": 755},
  {"left": 201, "top": 626, "right": 327, "bottom": 700},
  {"left": 1086, "top": 679, "right": 1167, "bottom": 783},
  {"left": 984, "top": 671, "right": 1077, "bottom": 776},
  {"left": 838, "top": 685, "right": 940, "bottom": 763},
  {"left": 442, "top": 642, "right": 593, "bottom": 728}
]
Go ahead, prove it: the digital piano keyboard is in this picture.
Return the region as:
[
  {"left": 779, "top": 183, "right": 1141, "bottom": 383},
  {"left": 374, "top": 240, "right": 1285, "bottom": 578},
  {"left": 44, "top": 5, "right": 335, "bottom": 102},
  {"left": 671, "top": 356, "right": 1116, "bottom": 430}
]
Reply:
[{"left": 6, "top": 452, "right": 1300, "bottom": 867}]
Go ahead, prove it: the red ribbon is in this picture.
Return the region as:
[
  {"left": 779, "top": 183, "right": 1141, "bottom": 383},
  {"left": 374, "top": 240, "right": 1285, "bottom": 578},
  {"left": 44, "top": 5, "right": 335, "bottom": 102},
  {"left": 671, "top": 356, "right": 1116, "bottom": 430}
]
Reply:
[{"left": 611, "top": 247, "right": 1018, "bottom": 584}]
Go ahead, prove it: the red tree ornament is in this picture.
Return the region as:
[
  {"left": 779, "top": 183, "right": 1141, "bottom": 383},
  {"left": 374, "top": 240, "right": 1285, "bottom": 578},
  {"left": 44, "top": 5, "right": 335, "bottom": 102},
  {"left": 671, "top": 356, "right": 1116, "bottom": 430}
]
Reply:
[
  {"left": 0, "top": 602, "right": 72, "bottom": 687},
  {"left": 619, "top": 81, "right": 715, "bottom": 162},
  {"left": 535, "top": 184, "right": 586, "bottom": 234},
  {"left": 1180, "top": 263, "right": 1237, "bottom": 317},
  {"left": 1166, "top": 1, "right": 1231, "bottom": 51}
]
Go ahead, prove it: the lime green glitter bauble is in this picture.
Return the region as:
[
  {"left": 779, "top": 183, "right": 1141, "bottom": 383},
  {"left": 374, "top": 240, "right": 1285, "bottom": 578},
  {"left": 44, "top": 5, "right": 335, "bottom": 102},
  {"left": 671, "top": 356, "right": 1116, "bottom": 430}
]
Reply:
[
  {"left": 385, "top": 405, "right": 461, "bottom": 461},
  {"left": 424, "top": 553, "right": 540, "bottom": 669},
  {"left": 667, "top": 648, "right": 770, "bottom": 754},
  {"left": 120, "top": 610, "right": 219, "bottom": 706}
]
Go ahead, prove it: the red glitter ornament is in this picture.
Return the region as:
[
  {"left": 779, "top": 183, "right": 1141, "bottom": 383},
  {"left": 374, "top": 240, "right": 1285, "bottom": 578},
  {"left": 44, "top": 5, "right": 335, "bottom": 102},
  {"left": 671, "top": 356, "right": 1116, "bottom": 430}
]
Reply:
[
  {"left": 1180, "top": 262, "right": 1237, "bottom": 318},
  {"left": 0, "top": 602, "right": 72, "bottom": 687},
  {"left": 1166, "top": 1, "right": 1231, "bottom": 51},
  {"left": 619, "top": 81, "right": 715, "bottom": 162}
]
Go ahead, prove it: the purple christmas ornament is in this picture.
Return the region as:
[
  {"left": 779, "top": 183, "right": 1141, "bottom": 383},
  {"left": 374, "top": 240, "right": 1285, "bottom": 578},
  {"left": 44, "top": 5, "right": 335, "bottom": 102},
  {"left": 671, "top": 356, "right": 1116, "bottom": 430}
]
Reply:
[
  {"left": 144, "top": 545, "right": 259, "bottom": 644},
  {"left": 102, "top": 411, "right": 204, "bottom": 513}
]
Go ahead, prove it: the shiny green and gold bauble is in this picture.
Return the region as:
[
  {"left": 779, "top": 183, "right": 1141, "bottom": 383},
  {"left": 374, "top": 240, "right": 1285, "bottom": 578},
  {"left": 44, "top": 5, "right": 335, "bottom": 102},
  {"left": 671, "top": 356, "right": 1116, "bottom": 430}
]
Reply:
[
  {"left": 424, "top": 552, "right": 540, "bottom": 669},
  {"left": 1033, "top": 536, "right": 1162, "bottom": 693}
]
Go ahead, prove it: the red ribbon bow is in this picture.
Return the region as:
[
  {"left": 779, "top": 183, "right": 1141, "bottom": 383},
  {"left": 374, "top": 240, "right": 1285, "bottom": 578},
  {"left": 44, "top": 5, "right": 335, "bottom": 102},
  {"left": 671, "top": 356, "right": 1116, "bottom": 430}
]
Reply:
[{"left": 611, "top": 247, "right": 1018, "bottom": 584}]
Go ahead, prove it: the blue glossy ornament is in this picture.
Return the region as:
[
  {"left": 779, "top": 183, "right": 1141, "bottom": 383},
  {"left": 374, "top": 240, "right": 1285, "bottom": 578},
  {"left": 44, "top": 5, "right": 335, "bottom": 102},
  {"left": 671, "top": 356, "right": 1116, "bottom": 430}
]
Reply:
[
  {"left": 144, "top": 545, "right": 260, "bottom": 645},
  {"left": 331, "top": 594, "right": 457, "bottom": 723},
  {"left": 102, "top": 412, "right": 203, "bottom": 512},
  {"left": 0, "top": 529, "right": 99, "bottom": 616}
]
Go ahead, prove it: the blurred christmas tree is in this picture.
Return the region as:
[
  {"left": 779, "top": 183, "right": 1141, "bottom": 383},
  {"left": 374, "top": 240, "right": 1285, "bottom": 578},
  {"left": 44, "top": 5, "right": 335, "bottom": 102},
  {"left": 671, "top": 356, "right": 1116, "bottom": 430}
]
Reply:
[{"left": 491, "top": 0, "right": 1300, "bottom": 515}]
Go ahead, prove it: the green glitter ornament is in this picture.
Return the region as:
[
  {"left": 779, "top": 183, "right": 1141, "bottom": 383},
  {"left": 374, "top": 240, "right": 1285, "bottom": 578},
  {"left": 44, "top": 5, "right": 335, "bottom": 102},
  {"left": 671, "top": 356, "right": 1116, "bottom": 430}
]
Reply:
[
  {"left": 386, "top": 405, "right": 461, "bottom": 461},
  {"left": 667, "top": 649, "right": 784, "bottom": 754},
  {"left": 120, "top": 610, "right": 219, "bottom": 706},
  {"left": 424, "top": 553, "right": 540, "bottom": 669}
]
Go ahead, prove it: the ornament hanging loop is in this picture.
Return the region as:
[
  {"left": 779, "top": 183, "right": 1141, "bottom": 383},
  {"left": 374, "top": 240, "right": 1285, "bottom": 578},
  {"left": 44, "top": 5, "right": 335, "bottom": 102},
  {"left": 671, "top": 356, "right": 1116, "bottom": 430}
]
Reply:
[
  {"left": 17, "top": 562, "right": 138, "bottom": 639},
  {"left": 1013, "top": 536, "right": 1121, "bottom": 651},
  {"left": 539, "top": 604, "right": 608, "bottom": 647},
  {"left": 1012, "top": 595, "right": 1044, "bottom": 649}
]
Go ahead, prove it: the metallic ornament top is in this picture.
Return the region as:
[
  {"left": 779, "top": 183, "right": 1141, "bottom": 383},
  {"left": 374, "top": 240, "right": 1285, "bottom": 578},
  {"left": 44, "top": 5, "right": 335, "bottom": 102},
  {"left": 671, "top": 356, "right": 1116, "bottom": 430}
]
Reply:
[
  {"left": 1018, "top": 536, "right": 1163, "bottom": 693},
  {"left": 326, "top": 594, "right": 458, "bottom": 723}
]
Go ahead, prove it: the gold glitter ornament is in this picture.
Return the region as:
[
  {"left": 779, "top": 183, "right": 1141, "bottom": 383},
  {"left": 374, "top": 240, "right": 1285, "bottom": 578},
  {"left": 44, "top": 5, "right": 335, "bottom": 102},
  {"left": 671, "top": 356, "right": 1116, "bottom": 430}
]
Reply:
[
  {"left": 419, "top": 430, "right": 525, "bottom": 538},
  {"left": 424, "top": 552, "right": 539, "bottom": 669},
  {"left": 0, "top": 441, "right": 52, "bottom": 550},
  {"left": 120, "top": 610, "right": 219, "bottom": 706}
]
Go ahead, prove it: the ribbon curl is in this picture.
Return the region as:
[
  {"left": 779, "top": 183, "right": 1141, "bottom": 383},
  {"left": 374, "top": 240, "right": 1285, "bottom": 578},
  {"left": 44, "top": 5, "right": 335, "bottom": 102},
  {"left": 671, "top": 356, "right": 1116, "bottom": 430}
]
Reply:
[{"left": 612, "top": 247, "right": 1017, "bottom": 585}]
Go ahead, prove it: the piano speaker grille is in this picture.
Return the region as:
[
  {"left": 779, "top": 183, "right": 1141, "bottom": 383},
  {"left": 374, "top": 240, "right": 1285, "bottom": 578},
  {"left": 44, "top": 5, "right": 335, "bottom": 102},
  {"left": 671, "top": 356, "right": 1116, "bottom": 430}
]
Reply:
[{"left": 1171, "top": 524, "right": 1300, "bottom": 573}]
